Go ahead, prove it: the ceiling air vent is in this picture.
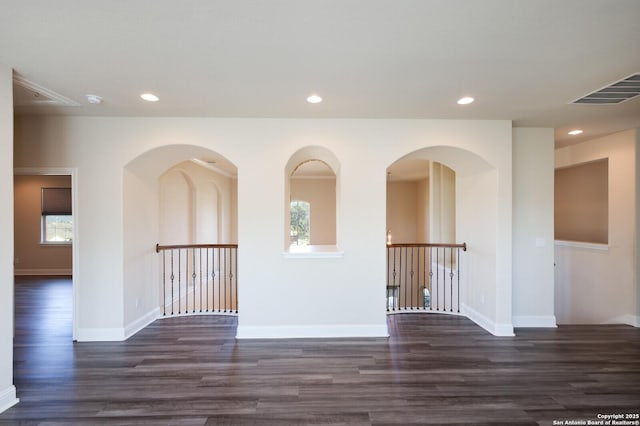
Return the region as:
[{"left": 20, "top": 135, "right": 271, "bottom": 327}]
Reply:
[
  {"left": 571, "top": 73, "right": 640, "bottom": 105},
  {"left": 13, "top": 74, "right": 80, "bottom": 107}
]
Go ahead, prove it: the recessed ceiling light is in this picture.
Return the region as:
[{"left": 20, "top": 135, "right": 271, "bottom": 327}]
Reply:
[
  {"left": 140, "top": 93, "right": 159, "bottom": 102},
  {"left": 85, "top": 94, "right": 103, "bottom": 104},
  {"left": 307, "top": 94, "right": 322, "bottom": 104},
  {"left": 457, "top": 96, "right": 474, "bottom": 105},
  {"left": 568, "top": 129, "right": 583, "bottom": 135}
]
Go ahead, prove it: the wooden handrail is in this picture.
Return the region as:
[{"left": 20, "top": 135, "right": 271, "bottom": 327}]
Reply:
[
  {"left": 387, "top": 242, "right": 467, "bottom": 251},
  {"left": 156, "top": 243, "right": 239, "bottom": 253}
]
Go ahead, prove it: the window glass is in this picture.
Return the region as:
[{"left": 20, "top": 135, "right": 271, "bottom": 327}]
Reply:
[
  {"left": 290, "top": 200, "right": 310, "bottom": 246},
  {"left": 43, "top": 215, "right": 73, "bottom": 243}
]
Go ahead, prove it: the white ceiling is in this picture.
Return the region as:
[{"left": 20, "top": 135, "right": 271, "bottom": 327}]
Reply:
[{"left": 1, "top": 0, "right": 639, "bottom": 147}]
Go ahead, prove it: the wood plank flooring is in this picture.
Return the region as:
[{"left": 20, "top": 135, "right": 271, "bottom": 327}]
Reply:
[{"left": 2, "top": 276, "right": 639, "bottom": 425}]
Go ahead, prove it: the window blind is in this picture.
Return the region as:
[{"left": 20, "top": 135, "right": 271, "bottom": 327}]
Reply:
[{"left": 41, "top": 187, "right": 72, "bottom": 215}]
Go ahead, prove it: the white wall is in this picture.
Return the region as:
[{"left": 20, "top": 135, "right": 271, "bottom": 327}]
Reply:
[
  {"left": 14, "top": 116, "right": 515, "bottom": 339},
  {"left": 512, "top": 128, "right": 556, "bottom": 328},
  {"left": 555, "top": 129, "right": 637, "bottom": 325},
  {"left": 0, "top": 64, "right": 18, "bottom": 412}
]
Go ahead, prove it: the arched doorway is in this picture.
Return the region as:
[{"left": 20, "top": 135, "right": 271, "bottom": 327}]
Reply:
[
  {"left": 385, "top": 146, "right": 511, "bottom": 335},
  {"left": 123, "top": 145, "right": 238, "bottom": 327}
]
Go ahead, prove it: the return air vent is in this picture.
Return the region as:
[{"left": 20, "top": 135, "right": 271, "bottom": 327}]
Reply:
[
  {"left": 571, "top": 73, "right": 640, "bottom": 105},
  {"left": 13, "top": 74, "right": 80, "bottom": 107}
]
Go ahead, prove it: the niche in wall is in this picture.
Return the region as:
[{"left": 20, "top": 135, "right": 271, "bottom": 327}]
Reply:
[
  {"left": 290, "top": 160, "right": 336, "bottom": 246},
  {"left": 284, "top": 146, "right": 340, "bottom": 251},
  {"left": 555, "top": 158, "right": 608, "bottom": 244}
]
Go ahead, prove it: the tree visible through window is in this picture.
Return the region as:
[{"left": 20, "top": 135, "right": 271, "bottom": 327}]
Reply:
[{"left": 290, "top": 200, "right": 310, "bottom": 246}]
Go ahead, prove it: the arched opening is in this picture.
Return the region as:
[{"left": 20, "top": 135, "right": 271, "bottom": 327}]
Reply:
[
  {"left": 123, "top": 145, "right": 238, "bottom": 328},
  {"left": 284, "top": 147, "right": 339, "bottom": 253},
  {"left": 385, "top": 146, "right": 504, "bottom": 334}
]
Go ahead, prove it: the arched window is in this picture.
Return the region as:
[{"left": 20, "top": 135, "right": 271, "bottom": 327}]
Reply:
[{"left": 284, "top": 147, "right": 340, "bottom": 253}]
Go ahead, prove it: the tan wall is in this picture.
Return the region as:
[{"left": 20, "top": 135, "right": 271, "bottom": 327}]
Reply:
[
  {"left": 290, "top": 178, "right": 336, "bottom": 245},
  {"left": 386, "top": 181, "right": 418, "bottom": 243},
  {"left": 13, "top": 175, "right": 72, "bottom": 274},
  {"left": 555, "top": 159, "right": 608, "bottom": 243}
]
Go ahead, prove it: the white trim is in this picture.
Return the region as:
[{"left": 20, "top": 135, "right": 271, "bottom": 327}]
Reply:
[
  {"left": 0, "top": 385, "right": 19, "bottom": 414},
  {"left": 603, "top": 315, "right": 640, "bottom": 327},
  {"left": 76, "top": 308, "right": 161, "bottom": 342},
  {"left": 283, "top": 244, "right": 344, "bottom": 259},
  {"left": 13, "top": 167, "right": 79, "bottom": 340},
  {"left": 554, "top": 240, "right": 609, "bottom": 251},
  {"left": 236, "top": 324, "right": 388, "bottom": 339},
  {"left": 290, "top": 175, "right": 336, "bottom": 180},
  {"left": 13, "top": 74, "right": 80, "bottom": 107},
  {"left": 512, "top": 315, "right": 557, "bottom": 328},
  {"left": 387, "top": 309, "right": 467, "bottom": 317},
  {"left": 14, "top": 268, "right": 72, "bottom": 276},
  {"left": 190, "top": 159, "right": 236, "bottom": 179},
  {"left": 75, "top": 327, "right": 126, "bottom": 342},
  {"left": 124, "top": 308, "right": 161, "bottom": 339},
  {"left": 461, "top": 303, "right": 515, "bottom": 337},
  {"left": 0, "top": 385, "right": 20, "bottom": 413}
]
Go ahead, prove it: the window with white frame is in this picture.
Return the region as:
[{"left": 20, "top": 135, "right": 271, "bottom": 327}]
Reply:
[{"left": 41, "top": 187, "right": 73, "bottom": 243}]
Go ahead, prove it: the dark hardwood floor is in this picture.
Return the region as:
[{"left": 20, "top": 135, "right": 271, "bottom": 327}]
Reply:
[{"left": 2, "top": 276, "right": 639, "bottom": 425}]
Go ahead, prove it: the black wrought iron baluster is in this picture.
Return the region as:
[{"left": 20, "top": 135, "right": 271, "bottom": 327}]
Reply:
[
  {"left": 449, "top": 247, "right": 454, "bottom": 312},
  {"left": 162, "top": 250, "right": 166, "bottom": 316},
  {"left": 410, "top": 247, "right": 414, "bottom": 310},
  {"left": 392, "top": 247, "right": 397, "bottom": 311},
  {"left": 199, "top": 248, "right": 203, "bottom": 312},
  {"left": 170, "top": 250, "right": 175, "bottom": 315},
  {"left": 205, "top": 248, "right": 209, "bottom": 312},
  {"left": 217, "top": 247, "right": 221, "bottom": 313},
  {"left": 221, "top": 247, "right": 226, "bottom": 312},
  {"left": 387, "top": 246, "right": 391, "bottom": 311},
  {"left": 178, "top": 249, "right": 182, "bottom": 314},
  {"left": 457, "top": 247, "right": 461, "bottom": 313},
  {"left": 192, "top": 248, "right": 196, "bottom": 313},
  {"left": 421, "top": 247, "right": 425, "bottom": 310},
  {"left": 233, "top": 247, "right": 238, "bottom": 313},
  {"left": 428, "top": 247, "right": 433, "bottom": 311}
]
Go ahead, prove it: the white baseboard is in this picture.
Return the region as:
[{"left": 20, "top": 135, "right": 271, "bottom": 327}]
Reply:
[
  {"left": 237, "top": 323, "right": 389, "bottom": 339},
  {"left": 124, "top": 308, "right": 160, "bottom": 340},
  {"left": 14, "top": 268, "right": 72, "bottom": 276},
  {"left": 604, "top": 315, "right": 640, "bottom": 327},
  {"left": 76, "top": 308, "right": 160, "bottom": 342},
  {"left": 461, "top": 303, "right": 514, "bottom": 337},
  {"left": 0, "top": 385, "right": 19, "bottom": 414},
  {"left": 75, "top": 327, "right": 127, "bottom": 342},
  {"left": 512, "top": 315, "right": 557, "bottom": 328}
]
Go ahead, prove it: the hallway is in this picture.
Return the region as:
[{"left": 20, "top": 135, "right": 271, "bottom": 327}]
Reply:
[{"left": 2, "top": 277, "right": 639, "bottom": 425}]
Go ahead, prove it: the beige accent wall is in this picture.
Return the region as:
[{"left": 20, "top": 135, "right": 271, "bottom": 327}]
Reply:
[
  {"left": 429, "top": 162, "right": 456, "bottom": 243},
  {"left": 555, "top": 159, "right": 608, "bottom": 244},
  {"left": 386, "top": 181, "right": 419, "bottom": 243},
  {"left": 159, "top": 161, "right": 237, "bottom": 245},
  {"left": 290, "top": 178, "right": 336, "bottom": 245},
  {"left": 555, "top": 129, "right": 637, "bottom": 325},
  {"left": 13, "top": 175, "right": 72, "bottom": 274}
]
